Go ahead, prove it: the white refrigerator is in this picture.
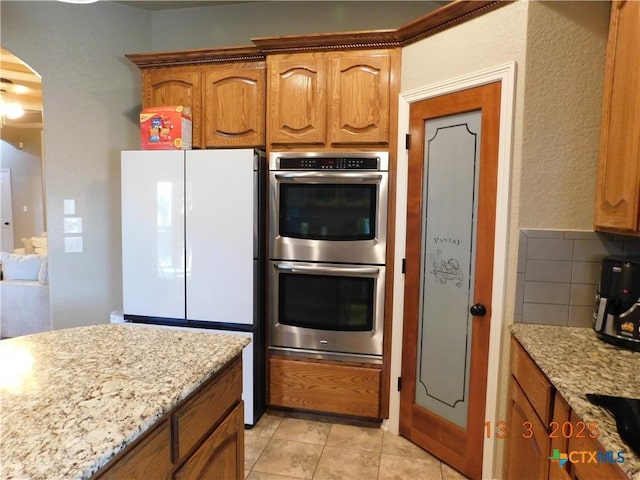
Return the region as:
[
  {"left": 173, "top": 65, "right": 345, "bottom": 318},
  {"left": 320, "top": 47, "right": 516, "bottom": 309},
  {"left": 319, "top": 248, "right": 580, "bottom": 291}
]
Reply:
[{"left": 121, "top": 149, "right": 266, "bottom": 426}]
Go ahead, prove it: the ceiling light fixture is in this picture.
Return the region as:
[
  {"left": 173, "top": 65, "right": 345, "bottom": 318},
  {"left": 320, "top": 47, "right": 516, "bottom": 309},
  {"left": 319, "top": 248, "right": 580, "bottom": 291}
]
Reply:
[
  {"left": 58, "top": 0, "right": 99, "bottom": 3},
  {"left": 0, "top": 90, "right": 25, "bottom": 121}
]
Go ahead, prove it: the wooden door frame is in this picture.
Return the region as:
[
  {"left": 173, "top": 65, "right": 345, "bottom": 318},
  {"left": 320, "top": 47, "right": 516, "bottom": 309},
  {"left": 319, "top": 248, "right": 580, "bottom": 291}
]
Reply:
[{"left": 387, "top": 62, "right": 516, "bottom": 479}]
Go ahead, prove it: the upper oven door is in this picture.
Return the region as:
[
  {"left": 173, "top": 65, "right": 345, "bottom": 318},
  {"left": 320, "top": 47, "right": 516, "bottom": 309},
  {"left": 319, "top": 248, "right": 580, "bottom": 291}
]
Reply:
[{"left": 269, "top": 170, "right": 388, "bottom": 264}]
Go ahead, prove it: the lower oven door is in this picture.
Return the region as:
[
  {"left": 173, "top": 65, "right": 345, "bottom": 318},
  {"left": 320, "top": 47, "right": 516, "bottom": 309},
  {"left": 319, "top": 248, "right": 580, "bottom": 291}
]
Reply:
[{"left": 269, "top": 261, "right": 384, "bottom": 362}]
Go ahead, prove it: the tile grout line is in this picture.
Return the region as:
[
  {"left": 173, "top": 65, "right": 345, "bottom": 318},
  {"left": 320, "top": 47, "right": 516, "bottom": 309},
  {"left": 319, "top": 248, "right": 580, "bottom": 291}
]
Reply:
[{"left": 309, "top": 422, "right": 331, "bottom": 480}]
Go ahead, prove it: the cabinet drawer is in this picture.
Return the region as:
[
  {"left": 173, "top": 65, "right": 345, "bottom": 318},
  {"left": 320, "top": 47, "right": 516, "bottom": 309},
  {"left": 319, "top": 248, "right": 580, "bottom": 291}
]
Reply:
[
  {"left": 511, "top": 337, "right": 554, "bottom": 426},
  {"left": 269, "top": 356, "right": 380, "bottom": 418},
  {"left": 95, "top": 419, "right": 171, "bottom": 480},
  {"left": 174, "top": 355, "right": 242, "bottom": 460}
]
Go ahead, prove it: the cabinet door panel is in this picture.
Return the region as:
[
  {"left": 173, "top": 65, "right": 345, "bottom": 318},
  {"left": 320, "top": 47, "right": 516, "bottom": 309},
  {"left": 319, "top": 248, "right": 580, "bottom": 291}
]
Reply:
[
  {"left": 174, "top": 403, "right": 244, "bottom": 480},
  {"left": 142, "top": 68, "right": 202, "bottom": 148},
  {"left": 594, "top": 0, "right": 640, "bottom": 231},
  {"left": 204, "top": 63, "right": 265, "bottom": 147},
  {"left": 328, "top": 51, "right": 391, "bottom": 145},
  {"left": 505, "top": 380, "right": 550, "bottom": 480},
  {"left": 511, "top": 338, "right": 553, "bottom": 426},
  {"left": 267, "top": 54, "right": 327, "bottom": 145}
]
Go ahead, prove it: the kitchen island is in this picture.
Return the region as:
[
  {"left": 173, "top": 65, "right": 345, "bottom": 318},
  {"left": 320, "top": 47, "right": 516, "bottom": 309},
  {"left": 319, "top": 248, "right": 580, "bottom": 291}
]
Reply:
[
  {"left": 0, "top": 324, "right": 249, "bottom": 479},
  {"left": 511, "top": 324, "right": 640, "bottom": 479}
]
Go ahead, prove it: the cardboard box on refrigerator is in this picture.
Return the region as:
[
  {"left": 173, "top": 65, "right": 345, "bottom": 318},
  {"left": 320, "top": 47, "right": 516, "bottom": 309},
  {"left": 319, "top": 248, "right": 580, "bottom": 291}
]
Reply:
[{"left": 140, "top": 106, "right": 192, "bottom": 150}]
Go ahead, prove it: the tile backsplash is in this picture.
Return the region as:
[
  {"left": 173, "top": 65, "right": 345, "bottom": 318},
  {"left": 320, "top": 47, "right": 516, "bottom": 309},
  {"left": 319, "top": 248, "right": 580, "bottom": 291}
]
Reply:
[{"left": 515, "top": 230, "right": 640, "bottom": 327}]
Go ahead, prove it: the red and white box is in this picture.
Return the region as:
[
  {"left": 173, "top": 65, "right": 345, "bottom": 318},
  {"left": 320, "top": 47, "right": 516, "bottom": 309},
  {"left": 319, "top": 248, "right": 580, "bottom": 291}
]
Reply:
[{"left": 140, "top": 106, "right": 192, "bottom": 150}]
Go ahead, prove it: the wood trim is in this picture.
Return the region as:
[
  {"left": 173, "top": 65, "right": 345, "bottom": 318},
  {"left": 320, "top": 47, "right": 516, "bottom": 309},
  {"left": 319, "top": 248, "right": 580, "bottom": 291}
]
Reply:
[
  {"left": 379, "top": 47, "right": 401, "bottom": 420},
  {"left": 126, "top": 46, "right": 265, "bottom": 68},
  {"left": 126, "top": 1, "right": 513, "bottom": 66},
  {"left": 252, "top": 29, "right": 399, "bottom": 54}
]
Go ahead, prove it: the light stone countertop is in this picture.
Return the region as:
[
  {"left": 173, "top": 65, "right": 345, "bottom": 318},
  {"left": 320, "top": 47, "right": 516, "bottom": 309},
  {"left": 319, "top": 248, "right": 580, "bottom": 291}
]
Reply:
[
  {"left": 0, "top": 324, "right": 249, "bottom": 480},
  {"left": 511, "top": 324, "right": 640, "bottom": 479}
]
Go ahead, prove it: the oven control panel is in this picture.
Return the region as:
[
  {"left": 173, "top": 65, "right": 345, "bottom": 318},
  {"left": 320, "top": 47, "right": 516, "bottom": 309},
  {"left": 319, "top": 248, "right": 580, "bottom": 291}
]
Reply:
[{"left": 278, "top": 157, "right": 380, "bottom": 170}]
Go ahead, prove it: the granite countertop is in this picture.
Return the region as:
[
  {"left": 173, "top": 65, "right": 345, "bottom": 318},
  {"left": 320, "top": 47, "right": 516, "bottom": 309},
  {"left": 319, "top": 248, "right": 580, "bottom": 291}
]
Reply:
[
  {"left": 512, "top": 324, "right": 640, "bottom": 479},
  {"left": 0, "top": 324, "right": 249, "bottom": 480}
]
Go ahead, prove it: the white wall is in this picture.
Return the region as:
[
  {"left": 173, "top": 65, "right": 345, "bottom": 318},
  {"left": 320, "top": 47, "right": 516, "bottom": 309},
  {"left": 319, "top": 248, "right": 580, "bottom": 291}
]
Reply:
[
  {"left": 394, "top": 0, "right": 609, "bottom": 477},
  {"left": 148, "top": 1, "right": 440, "bottom": 50},
  {"left": 1, "top": 0, "right": 150, "bottom": 328},
  {"left": 519, "top": 1, "right": 610, "bottom": 228}
]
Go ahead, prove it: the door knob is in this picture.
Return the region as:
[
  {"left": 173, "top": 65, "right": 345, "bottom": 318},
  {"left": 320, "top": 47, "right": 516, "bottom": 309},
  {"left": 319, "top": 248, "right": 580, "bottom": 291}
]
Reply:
[
  {"left": 470, "top": 303, "right": 487, "bottom": 316},
  {"left": 3, "top": 222, "right": 9, "bottom": 226}
]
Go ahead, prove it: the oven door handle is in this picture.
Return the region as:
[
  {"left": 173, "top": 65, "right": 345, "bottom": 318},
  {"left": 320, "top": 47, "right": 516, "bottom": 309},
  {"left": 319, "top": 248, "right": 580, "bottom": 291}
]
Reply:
[
  {"left": 275, "top": 264, "right": 380, "bottom": 277},
  {"left": 274, "top": 172, "right": 383, "bottom": 183}
]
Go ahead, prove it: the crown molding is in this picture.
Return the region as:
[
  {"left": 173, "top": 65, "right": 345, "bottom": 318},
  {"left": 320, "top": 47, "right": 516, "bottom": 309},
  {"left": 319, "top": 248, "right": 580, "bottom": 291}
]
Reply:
[
  {"left": 126, "top": 45, "right": 265, "bottom": 68},
  {"left": 126, "top": 1, "right": 512, "bottom": 67}
]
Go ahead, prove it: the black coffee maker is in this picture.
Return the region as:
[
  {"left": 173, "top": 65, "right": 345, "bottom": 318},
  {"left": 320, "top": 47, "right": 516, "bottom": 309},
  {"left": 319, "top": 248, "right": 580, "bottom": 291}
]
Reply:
[{"left": 593, "top": 256, "right": 640, "bottom": 352}]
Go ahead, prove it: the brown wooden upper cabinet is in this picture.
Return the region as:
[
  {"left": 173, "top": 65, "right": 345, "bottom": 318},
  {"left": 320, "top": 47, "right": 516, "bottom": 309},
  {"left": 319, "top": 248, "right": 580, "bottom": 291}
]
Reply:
[
  {"left": 594, "top": 0, "right": 640, "bottom": 233},
  {"left": 267, "top": 49, "right": 399, "bottom": 149},
  {"left": 141, "top": 62, "right": 265, "bottom": 149}
]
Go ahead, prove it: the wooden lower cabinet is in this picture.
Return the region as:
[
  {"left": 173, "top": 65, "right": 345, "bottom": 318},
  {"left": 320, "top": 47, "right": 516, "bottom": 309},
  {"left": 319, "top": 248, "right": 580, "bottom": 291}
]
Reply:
[
  {"left": 269, "top": 356, "right": 381, "bottom": 418},
  {"left": 175, "top": 403, "right": 244, "bottom": 480},
  {"left": 93, "top": 355, "right": 243, "bottom": 480},
  {"left": 506, "top": 338, "right": 554, "bottom": 479},
  {"left": 174, "top": 357, "right": 242, "bottom": 460},
  {"left": 567, "top": 411, "right": 628, "bottom": 480},
  {"left": 505, "top": 379, "right": 551, "bottom": 480},
  {"left": 506, "top": 338, "right": 628, "bottom": 480}
]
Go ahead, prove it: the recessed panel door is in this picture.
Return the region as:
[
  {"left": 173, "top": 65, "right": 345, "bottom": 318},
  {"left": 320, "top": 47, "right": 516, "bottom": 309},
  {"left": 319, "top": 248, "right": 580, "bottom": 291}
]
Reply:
[{"left": 400, "top": 82, "right": 501, "bottom": 480}]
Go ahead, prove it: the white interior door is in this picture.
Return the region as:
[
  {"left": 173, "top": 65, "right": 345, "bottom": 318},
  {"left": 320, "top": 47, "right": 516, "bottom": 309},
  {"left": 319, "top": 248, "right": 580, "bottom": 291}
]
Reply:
[{"left": 1, "top": 169, "right": 15, "bottom": 252}]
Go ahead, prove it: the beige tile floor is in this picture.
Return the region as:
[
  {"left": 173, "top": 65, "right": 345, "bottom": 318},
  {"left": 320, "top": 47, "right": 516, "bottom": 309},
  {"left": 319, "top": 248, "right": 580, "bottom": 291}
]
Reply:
[{"left": 244, "top": 410, "right": 469, "bottom": 480}]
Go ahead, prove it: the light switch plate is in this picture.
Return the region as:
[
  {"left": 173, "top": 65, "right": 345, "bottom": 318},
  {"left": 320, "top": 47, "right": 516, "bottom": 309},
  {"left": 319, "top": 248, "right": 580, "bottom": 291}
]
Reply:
[
  {"left": 64, "top": 217, "right": 83, "bottom": 234},
  {"left": 64, "top": 199, "right": 75, "bottom": 215},
  {"left": 65, "top": 236, "right": 83, "bottom": 253}
]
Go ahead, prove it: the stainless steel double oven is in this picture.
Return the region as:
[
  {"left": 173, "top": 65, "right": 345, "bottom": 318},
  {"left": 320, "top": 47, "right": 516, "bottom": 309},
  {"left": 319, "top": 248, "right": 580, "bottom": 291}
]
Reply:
[{"left": 268, "top": 151, "right": 388, "bottom": 363}]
